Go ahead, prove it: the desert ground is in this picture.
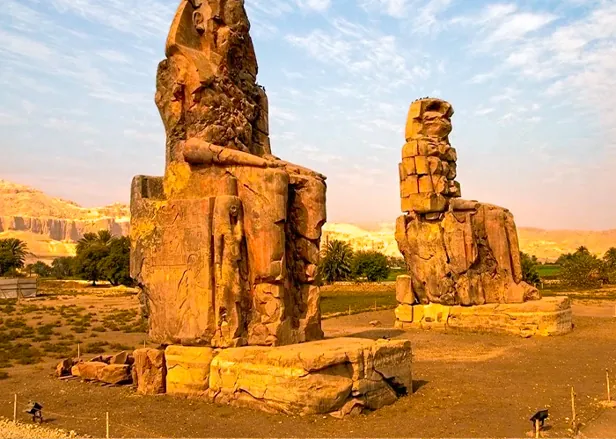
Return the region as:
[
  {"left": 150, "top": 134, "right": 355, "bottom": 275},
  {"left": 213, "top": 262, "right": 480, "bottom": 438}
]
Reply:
[{"left": 0, "top": 282, "right": 615, "bottom": 438}]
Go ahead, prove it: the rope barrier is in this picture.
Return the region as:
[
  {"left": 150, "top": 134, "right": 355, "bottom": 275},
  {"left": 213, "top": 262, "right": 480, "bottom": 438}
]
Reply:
[{"left": 18, "top": 402, "right": 161, "bottom": 438}]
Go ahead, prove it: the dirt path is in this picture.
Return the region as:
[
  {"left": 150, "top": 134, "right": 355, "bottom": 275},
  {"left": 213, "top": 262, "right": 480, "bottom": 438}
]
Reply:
[{"left": 1, "top": 305, "right": 615, "bottom": 438}]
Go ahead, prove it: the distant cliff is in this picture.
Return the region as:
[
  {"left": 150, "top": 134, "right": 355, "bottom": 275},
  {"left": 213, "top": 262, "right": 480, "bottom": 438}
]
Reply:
[
  {"left": 0, "top": 179, "right": 130, "bottom": 262},
  {"left": 0, "top": 216, "right": 129, "bottom": 242},
  {"left": 1, "top": 179, "right": 615, "bottom": 263}
]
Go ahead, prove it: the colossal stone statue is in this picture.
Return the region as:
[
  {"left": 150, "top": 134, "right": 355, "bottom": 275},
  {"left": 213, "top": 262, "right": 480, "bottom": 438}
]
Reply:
[
  {"left": 395, "top": 98, "right": 540, "bottom": 308},
  {"left": 130, "top": 0, "right": 326, "bottom": 348}
]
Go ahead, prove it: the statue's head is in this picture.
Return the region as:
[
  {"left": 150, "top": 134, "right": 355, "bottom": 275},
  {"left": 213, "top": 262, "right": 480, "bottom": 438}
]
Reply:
[
  {"left": 165, "top": 0, "right": 257, "bottom": 81},
  {"left": 406, "top": 98, "right": 454, "bottom": 140}
]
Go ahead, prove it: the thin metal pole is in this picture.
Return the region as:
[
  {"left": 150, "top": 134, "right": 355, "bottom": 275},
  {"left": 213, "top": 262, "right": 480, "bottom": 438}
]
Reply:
[
  {"left": 607, "top": 369, "right": 612, "bottom": 403},
  {"left": 534, "top": 419, "right": 540, "bottom": 438},
  {"left": 571, "top": 386, "right": 576, "bottom": 423},
  {"left": 106, "top": 412, "right": 109, "bottom": 439},
  {"left": 13, "top": 394, "right": 17, "bottom": 423}
]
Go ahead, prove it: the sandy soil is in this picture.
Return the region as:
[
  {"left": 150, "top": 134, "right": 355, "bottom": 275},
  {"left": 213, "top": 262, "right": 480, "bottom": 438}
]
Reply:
[
  {"left": 0, "top": 418, "right": 82, "bottom": 439},
  {"left": 1, "top": 295, "right": 616, "bottom": 438}
]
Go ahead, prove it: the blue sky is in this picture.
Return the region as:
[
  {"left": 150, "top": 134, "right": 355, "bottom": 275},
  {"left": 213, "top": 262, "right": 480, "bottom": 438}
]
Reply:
[{"left": 1, "top": 0, "right": 615, "bottom": 230}]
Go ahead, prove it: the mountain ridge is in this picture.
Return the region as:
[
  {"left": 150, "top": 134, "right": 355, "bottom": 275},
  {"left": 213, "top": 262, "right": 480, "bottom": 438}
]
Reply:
[{"left": 1, "top": 179, "right": 615, "bottom": 263}]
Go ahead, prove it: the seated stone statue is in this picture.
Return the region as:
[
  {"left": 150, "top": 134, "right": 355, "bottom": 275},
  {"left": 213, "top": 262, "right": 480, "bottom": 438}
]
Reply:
[
  {"left": 131, "top": 0, "right": 326, "bottom": 348},
  {"left": 395, "top": 98, "right": 539, "bottom": 306}
]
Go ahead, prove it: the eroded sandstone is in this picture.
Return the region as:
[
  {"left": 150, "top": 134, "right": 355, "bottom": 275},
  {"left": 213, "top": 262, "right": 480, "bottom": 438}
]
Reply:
[
  {"left": 395, "top": 297, "right": 572, "bottom": 337},
  {"left": 395, "top": 98, "right": 540, "bottom": 308},
  {"left": 133, "top": 348, "right": 167, "bottom": 395},
  {"left": 207, "top": 338, "right": 412, "bottom": 415},
  {"left": 131, "top": 0, "right": 326, "bottom": 348}
]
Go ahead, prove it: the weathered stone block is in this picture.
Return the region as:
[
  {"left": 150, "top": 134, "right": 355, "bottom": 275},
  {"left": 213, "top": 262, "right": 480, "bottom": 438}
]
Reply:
[
  {"left": 395, "top": 304, "right": 414, "bottom": 322},
  {"left": 415, "top": 156, "right": 429, "bottom": 175},
  {"left": 395, "top": 275, "right": 415, "bottom": 305},
  {"left": 402, "top": 157, "right": 416, "bottom": 176},
  {"left": 447, "top": 297, "right": 573, "bottom": 337},
  {"left": 165, "top": 346, "right": 216, "bottom": 398},
  {"left": 133, "top": 348, "right": 166, "bottom": 395},
  {"left": 71, "top": 362, "right": 106, "bottom": 380},
  {"left": 208, "top": 338, "right": 412, "bottom": 415},
  {"left": 417, "top": 139, "right": 441, "bottom": 157},
  {"left": 402, "top": 193, "right": 448, "bottom": 214},
  {"left": 418, "top": 175, "right": 434, "bottom": 193},
  {"left": 109, "top": 351, "right": 131, "bottom": 365},
  {"left": 56, "top": 359, "right": 73, "bottom": 377},
  {"left": 400, "top": 175, "right": 419, "bottom": 198},
  {"left": 395, "top": 298, "right": 572, "bottom": 337},
  {"left": 98, "top": 364, "right": 132, "bottom": 385},
  {"left": 402, "top": 141, "right": 419, "bottom": 158}
]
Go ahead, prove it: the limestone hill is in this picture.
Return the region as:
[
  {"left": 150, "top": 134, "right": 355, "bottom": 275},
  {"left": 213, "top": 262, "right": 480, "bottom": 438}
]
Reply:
[
  {"left": 0, "top": 179, "right": 129, "bottom": 263},
  {"left": 1, "top": 179, "right": 614, "bottom": 263}
]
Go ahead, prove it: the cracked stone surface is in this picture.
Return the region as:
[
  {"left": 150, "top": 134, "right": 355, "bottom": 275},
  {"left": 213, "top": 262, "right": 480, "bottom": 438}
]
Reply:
[
  {"left": 207, "top": 338, "right": 412, "bottom": 415},
  {"left": 395, "top": 98, "right": 542, "bottom": 309},
  {"left": 165, "top": 346, "right": 216, "bottom": 397},
  {"left": 130, "top": 0, "right": 326, "bottom": 348},
  {"left": 133, "top": 348, "right": 166, "bottom": 395}
]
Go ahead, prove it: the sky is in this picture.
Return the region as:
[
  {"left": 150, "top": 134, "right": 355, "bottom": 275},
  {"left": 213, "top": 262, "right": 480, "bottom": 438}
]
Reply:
[{"left": 1, "top": 0, "right": 615, "bottom": 230}]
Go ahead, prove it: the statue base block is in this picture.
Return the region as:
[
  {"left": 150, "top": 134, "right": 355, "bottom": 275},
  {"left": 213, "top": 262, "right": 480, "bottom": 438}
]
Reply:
[
  {"left": 394, "top": 297, "right": 572, "bottom": 337},
  {"left": 163, "top": 338, "right": 412, "bottom": 416}
]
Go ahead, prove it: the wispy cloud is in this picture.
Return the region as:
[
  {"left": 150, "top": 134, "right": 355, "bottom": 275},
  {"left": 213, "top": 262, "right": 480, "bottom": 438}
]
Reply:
[{"left": 296, "top": 0, "right": 331, "bottom": 12}]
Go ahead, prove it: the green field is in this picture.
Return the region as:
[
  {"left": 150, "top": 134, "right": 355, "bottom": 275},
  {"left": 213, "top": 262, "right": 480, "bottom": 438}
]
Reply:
[
  {"left": 320, "top": 285, "right": 397, "bottom": 317},
  {"left": 386, "top": 268, "right": 407, "bottom": 282},
  {"left": 537, "top": 264, "right": 562, "bottom": 279}
]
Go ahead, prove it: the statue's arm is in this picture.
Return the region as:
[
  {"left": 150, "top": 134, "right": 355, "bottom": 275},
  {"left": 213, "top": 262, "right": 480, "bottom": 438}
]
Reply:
[{"left": 183, "top": 138, "right": 283, "bottom": 168}]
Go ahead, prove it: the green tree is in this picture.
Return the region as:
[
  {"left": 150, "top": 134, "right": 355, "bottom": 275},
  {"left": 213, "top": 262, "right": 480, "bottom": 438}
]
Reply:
[
  {"left": 318, "top": 240, "right": 354, "bottom": 284},
  {"left": 99, "top": 236, "right": 133, "bottom": 286},
  {"left": 0, "top": 238, "right": 28, "bottom": 276},
  {"left": 74, "top": 244, "right": 109, "bottom": 286},
  {"left": 352, "top": 251, "right": 390, "bottom": 282},
  {"left": 51, "top": 257, "right": 76, "bottom": 279},
  {"left": 560, "top": 248, "right": 603, "bottom": 289},
  {"left": 520, "top": 252, "right": 541, "bottom": 286},
  {"left": 555, "top": 253, "right": 573, "bottom": 266},
  {"left": 77, "top": 230, "right": 114, "bottom": 253},
  {"left": 30, "top": 261, "right": 52, "bottom": 278},
  {"left": 73, "top": 231, "right": 133, "bottom": 286},
  {"left": 602, "top": 247, "right": 616, "bottom": 284}
]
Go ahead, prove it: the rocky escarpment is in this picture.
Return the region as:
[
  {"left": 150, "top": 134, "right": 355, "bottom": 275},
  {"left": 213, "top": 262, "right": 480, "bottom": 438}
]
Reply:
[
  {"left": 0, "top": 179, "right": 130, "bottom": 260},
  {"left": 0, "top": 216, "right": 129, "bottom": 242}
]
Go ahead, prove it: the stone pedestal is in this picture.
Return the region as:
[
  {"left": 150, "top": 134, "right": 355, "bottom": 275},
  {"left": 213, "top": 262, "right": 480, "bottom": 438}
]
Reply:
[
  {"left": 165, "top": 346, "right": 216, "bottom": 398},
  {"left": 395, "top": 297, "right": 572, "bottom": 337},
  {"left": 163, "top": 338, "right": 412, "bottom": 416}
]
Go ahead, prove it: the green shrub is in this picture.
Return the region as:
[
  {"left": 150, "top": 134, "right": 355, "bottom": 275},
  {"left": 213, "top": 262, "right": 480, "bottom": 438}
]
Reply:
[
  {"left": 351, "top": 251, "right": 390, "bottom": 282},
  {"left": 520, "top": 252, "right": 541, "bottom": 286},
  {"left": 85, "top": 341, "right": 109, "bottom": 354},
  {"left": 561, "top": 248, "right": 603, "bottom": 289}
]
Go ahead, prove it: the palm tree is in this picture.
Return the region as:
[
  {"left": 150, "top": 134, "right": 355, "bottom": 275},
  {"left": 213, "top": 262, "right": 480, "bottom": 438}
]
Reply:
[
  {"left": 603, "top": 248, "right": 616, "bottom": 268},
  {"left": 0, "top": 238, "right": 28, "bottom": 276},
  {"left": 96, "top": 230, "right": 114, "bottom": 246},
  {"left": 319, "top": 240, "right": 354, "bottom": 283},
  {"left": 77, "top": 230, "right": 115, "bottom": 253},
  {"left": 77, "top": 233, "right": 98, "bottom": 253}
]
